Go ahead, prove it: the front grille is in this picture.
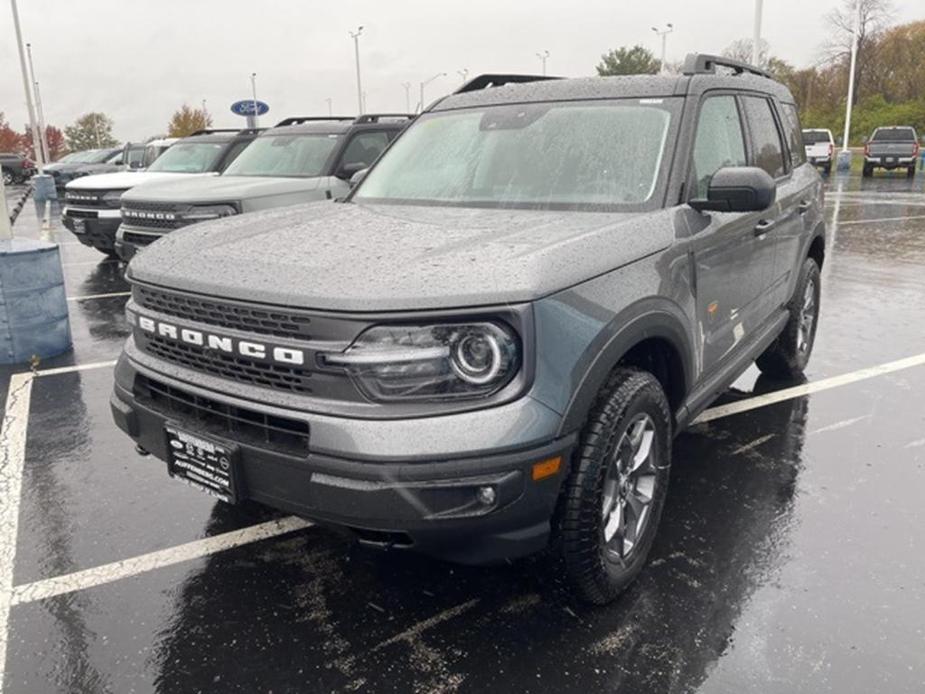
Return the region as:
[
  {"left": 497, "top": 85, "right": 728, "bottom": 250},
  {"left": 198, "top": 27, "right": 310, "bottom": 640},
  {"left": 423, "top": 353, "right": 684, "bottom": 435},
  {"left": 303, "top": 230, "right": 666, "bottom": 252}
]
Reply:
[
  {"left": 121, "top": 201, "right": 188, "bottom": 231},
  {"left": 65, "top": 190, "right": 120, "bottom": 209},
  {"left": 66, "top": 209, "right": 97, "bottom": 219},
  {"left": 134, "top": 374, "right": 310, "bottom": 456},
  {"left": 122, "top": 214, "right": 186, "bottom": 231},
  {"left": 122, "top": 231, "right": 161, "bottom": 247},
  {"left": 138, "top": 332, "right": 313, "bottom": 394},
  {"left": 135, "top": 286, "right": 314, "bottom": 340}
]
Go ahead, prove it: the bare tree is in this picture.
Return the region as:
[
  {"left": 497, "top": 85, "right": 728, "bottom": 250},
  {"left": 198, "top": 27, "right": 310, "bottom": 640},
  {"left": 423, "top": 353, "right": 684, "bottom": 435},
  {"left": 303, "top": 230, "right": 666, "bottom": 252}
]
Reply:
[
  {"left": 722, "top": 38, "right": 770, "bottom": 68},
  {"left": 822, "top": 0, "right": 894, "bottom": 103}
]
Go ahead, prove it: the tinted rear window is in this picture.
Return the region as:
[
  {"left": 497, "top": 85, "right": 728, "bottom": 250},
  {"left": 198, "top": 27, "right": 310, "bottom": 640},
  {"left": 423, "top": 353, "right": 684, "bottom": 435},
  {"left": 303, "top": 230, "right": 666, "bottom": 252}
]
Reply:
[
  {"left": 802, "top": 130, "right": 831, "bottom": 145},
  {"left": 872, "top": 128, "right": 916, "bottom": 142}
]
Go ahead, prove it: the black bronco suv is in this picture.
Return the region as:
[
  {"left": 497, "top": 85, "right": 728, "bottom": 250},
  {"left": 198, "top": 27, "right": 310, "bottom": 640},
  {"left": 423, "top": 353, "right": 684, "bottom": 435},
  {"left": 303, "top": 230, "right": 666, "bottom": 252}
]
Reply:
[{"left": 112, "top": 55, "right": 825, "bottom": 604}]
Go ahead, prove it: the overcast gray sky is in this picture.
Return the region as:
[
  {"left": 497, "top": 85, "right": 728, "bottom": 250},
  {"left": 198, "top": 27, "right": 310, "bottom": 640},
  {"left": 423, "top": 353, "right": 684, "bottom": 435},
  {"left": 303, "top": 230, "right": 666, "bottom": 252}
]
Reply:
[{"left": 2, "top": 0, "right": 921, "bottom": 142}]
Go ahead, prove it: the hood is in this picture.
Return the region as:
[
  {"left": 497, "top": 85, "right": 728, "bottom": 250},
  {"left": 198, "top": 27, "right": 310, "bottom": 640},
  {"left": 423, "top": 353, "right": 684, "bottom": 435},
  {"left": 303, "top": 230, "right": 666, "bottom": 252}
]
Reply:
[
  {"left": 65, "top": 171, "right": 216, "bottom": 191},
  {"left": 73, "top": 163, "right": 121, "bottom": 175},
  {"left": 121, "top": 175, "right": 324, "bottom": 205},
  {"left": 129, "top": 201, "right": 672, "bottom": 312}
]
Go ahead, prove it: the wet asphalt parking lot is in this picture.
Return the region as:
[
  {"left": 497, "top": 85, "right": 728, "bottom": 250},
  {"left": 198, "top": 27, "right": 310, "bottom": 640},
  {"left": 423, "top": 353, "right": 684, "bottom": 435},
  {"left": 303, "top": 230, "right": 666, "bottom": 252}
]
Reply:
[{"left": 1, "top": 172, "right": 925, "bottom": 694}]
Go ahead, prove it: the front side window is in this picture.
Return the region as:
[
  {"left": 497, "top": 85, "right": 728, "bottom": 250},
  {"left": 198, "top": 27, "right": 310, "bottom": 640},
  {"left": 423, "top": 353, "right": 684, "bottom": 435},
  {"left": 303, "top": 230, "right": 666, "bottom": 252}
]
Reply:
[
  {"left": 355, "top": 99, "right": 679, "bottom": 210},
  {"left": 339, "top": 132, "right": 391, "bottom": 171},
  {"left": 690, "top": 96, "right": 747, "bottom": 199},
  {"left": 223, "top": 134, "right": 341, "bottom": 178},
  {"left": 146, "top": 143, "right": 225, "bottom": 173},
  {"left": 742, "top": 96, "right": 787, "bottom": 178}
]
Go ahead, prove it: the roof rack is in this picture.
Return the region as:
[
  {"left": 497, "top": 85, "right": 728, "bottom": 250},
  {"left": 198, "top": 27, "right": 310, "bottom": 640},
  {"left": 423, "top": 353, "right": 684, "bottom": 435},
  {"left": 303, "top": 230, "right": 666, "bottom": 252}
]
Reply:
[
  {"left": 274, "top": 116, "right": 354, "bottom": 127},
  {"left": 353, "top": 113, "right": 414, "bottom": 124},
  {"left": 454, "top": 73, "right": 562, "bottom": 95},
  {"left": 186, "top": 128, "right": 246, "bottom": 136},
  {"left": 682, "top": 53, "right": 771, "bottom": 79}
]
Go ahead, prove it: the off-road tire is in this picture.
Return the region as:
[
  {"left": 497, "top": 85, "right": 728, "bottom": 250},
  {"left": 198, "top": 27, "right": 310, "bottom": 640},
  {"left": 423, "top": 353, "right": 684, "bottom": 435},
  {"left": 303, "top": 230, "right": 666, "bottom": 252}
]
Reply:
[
  {"left": 907, "top": 164, "right": 916, "bottom": 178},
  {"left": 559, "top": 368, "right": 672, "bottom": 605},
  {"left": 756, "top": 257, "right": 821, "bottom": 379}
]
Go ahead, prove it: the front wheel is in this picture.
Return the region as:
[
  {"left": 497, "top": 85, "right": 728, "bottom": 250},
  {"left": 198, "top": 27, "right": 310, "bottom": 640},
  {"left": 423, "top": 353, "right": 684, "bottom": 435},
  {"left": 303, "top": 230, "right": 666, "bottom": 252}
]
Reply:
[
  {"left": 1, "top": 169, "right": 12, "bottom": 186},
  {"left": 558, "top": 368, "right": 672, "bottom": 605},
  {"left": 756, "top": 257, "right": 821, "bottom": 379}
]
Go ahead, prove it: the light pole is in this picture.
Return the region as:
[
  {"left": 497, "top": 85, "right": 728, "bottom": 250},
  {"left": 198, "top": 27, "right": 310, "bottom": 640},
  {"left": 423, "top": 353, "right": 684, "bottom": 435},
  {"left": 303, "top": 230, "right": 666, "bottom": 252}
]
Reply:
[
  {"left": 250, "top": 72, "right": 258, "bottom": 128},
  {"left": 401, "top": 82, "right": 412, "bottom": 113},
  {"left": 26, "top": 43, "right": 49, "bottom": 164},
  {"left": 10, "top": 0, "right": 44, "bottom": 169},
  {"left": 325, "top": 97, "right": 333, "bottom": 117},
  {"left": 418, "top": 72, "right": 445, "bottom": 113},
  {"left": 752, "top": 0, "right": 764, "bottom": 66},
  {"left": 841, "top": 0, "right": 862, "bottom": 157},
  {"left": 536, "top": 50, "right": 549, "bottom": 76},
  {"left": 457, "top": 68, "right": 469, "bottom": 84},
  {"left": 349, "top": 26, "right": 364, "bottom": 114},
  {"left": 201, "top": 98, "right": 207, "bottom": 116},
  {"left": 651, "top": 23, "right": 674, "bottom": 74}
]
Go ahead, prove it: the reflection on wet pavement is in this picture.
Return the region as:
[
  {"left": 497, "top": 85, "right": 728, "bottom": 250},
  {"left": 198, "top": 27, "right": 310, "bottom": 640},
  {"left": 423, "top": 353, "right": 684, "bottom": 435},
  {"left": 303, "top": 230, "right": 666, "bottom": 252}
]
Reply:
[{"left": 2, "top": 174, "right": 925, "bottom": 693}]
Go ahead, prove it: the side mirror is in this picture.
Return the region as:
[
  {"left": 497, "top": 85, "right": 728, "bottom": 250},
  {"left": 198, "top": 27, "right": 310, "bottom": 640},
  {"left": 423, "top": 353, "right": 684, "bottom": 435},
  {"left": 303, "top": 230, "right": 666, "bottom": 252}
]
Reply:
[
  {"left": 338, "top": 161, "right": 367, "bottom": 181},
  {"left": 129, "top": 160, "right": 144, "bottom": 169},
  {"left": 689, "top": 166, "right": 776, "bottom": 213},
  {"left": 348, "top": 168, "right": 369, "bottom": 188}
]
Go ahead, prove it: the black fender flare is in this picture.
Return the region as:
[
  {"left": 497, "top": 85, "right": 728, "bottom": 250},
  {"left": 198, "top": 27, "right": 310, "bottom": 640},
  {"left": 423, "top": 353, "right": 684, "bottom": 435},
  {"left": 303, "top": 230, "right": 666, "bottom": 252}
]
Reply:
[{"left": 557, "top": 297, "right": 695, "bottom": 437}]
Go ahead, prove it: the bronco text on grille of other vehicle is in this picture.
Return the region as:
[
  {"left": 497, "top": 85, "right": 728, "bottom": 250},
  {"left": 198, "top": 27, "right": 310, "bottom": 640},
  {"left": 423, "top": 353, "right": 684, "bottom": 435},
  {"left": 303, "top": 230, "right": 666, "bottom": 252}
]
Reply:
[{"left": 111, "top": 54, "right": 826, "bottom": 604}]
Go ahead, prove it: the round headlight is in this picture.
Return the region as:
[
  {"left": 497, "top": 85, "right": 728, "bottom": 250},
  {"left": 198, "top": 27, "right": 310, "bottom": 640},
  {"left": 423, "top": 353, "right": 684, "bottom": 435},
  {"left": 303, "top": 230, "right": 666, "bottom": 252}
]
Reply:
[{"left": 451, "top": 331, "right": 502, "bottom": 384}]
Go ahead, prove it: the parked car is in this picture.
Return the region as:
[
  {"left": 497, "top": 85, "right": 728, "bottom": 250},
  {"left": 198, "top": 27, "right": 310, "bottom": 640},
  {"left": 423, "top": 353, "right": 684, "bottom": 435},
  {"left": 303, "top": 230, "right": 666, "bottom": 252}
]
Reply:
[
  {"left": 47, "top": 147, "right": 122, "bottom": 189},
  {"left": 802, "top": 128, "right": 835, "bottom": 175},
  {"left": 141, "top": 138, "right": 179, "bottom": 169},
  {"left": 0, "top": 152, "right": 36, "bottom": 185},
  {"left": 111, "top": 56, "right": 825, "bottom": 604},
  {"left": 863, "top": 126, "right": 920, "bottom": 177},
  {"left": 115, "top": 114, "right": 410, "bottom": 261},
  {"left": 62, "top": 130, "right": 259, "bottom": 257}
]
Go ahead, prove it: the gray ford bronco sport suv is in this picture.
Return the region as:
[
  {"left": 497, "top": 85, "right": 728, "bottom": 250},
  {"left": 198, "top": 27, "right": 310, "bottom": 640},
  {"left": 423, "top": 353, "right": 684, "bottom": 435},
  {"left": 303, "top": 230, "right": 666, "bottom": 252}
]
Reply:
[{"left": 112, "top": 54, "right": 825, "bottom": 604}]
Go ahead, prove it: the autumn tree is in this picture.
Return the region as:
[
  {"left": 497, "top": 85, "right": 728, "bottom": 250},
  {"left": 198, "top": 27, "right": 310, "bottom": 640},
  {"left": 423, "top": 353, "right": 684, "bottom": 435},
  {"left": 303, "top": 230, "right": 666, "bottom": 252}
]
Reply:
[
  {"left": 23, "top": 125, "right": 67, "bottom": 161},
  {"left": 167, "top": 105, "right": 213, "bottom": 137},
  {"left": 596, "top": 45, "right": 661, "bottom": 76},
  {"left": 65, "top": 113, "right": 118, "bottom": 151},
  {"left": 0, "top": 113, "right": 26, "bottom": 154}
]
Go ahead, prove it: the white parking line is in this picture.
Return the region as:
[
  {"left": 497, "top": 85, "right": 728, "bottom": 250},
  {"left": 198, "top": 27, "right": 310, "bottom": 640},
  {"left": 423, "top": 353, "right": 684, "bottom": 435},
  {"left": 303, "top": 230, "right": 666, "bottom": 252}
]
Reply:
[
  {"left": 66, "top": 291, "right": 130, "bottom": 302},
  {"left": 10, "top": 516, "right": 312, "bottom": 606},
  {"left": 0, "top": 373, "right": 35, "bottom": 682},
  {"left": 34, "top": 360, "right": 117, "bottom": 378},
  {"left": 836, "top": 214, "right": 925, "bottom": 226},
  {"left": 61, "top": 258, "right": 120, "bottom": 268},
  {"left": 694, "top": 352, "right": 925, "bottom": 423}
]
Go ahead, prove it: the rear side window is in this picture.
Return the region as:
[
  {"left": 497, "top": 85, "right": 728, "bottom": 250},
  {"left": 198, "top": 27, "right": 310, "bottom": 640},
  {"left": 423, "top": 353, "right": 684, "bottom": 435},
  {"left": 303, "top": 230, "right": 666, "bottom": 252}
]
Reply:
[
  {"left": 742, "top": 96, "right": 787, "bottom": 178},
  {"left": 802, "top": 130, "right": 832, "bottom": 145},
  {"left": 690, "top": 96, "right": 747, "bottom": 199},
  {"left": 871, "top": 128, "right": 917, "bottom": 142},
  {"left": 780, "top": 104, "right": 807, "bottom": 167},
  {"left": 339, "top": 131, "right": 391, "bottom": 170}
]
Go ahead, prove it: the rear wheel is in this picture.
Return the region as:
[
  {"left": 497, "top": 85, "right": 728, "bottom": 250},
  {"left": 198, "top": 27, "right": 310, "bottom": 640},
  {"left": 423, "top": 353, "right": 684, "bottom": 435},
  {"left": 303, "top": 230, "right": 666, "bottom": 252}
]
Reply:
[
  {"left": 823, "top": 162, "right": 832, "bottom": 176},
  {"left": 862, "top": 163, "right": 873, "bottom": 178},
  {"left": 756, "top": 257, "right": 821, "bottom": 379},
  {"left": 559, "top": 368, "right": 671, "bottom": 605},
  {"left": 908, "top": 163, "right": 916, "bottom": 178}
]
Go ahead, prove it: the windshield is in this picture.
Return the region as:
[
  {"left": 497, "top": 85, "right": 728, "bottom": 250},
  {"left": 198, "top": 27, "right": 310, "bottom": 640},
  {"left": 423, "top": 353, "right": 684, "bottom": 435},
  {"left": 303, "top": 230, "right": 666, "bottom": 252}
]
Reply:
[
  {"left": 87, "top": 149, "right": 118, "bottom": 163},
  {"left": 871, "top": 128, "right": 917, "bottom": 142},
  {"left": 354, "top": 99, "right": 678, "bottom": 210},
  {"left": 223, "top": 133, "right": 341, "bottom": 178},
  {"left": 802, "top": 130, "right": 831, "bottom": 145},
  {"left": 146, "top": 142, "right": 225, "bottom": 173}
]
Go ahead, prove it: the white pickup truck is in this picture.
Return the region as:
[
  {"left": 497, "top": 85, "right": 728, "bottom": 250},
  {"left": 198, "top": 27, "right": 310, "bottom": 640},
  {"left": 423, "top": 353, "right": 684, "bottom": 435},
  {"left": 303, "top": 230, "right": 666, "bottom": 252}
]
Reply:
[{"left": 802, "top": 129, "right": 835, "bottom": 175}]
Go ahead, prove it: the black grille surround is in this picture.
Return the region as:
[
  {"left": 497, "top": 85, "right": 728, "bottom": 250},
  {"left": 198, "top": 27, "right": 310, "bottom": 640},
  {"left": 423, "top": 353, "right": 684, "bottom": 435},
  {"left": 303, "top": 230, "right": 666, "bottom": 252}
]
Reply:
[
  {"left": 134, "top": 374, "right": 309, "bottom": 455},
  {"left": 136, "top": 331, "right": 313, "bottom": 394},
  {"left": 134, "top": 286, "right": 315, "bottom": 340}
]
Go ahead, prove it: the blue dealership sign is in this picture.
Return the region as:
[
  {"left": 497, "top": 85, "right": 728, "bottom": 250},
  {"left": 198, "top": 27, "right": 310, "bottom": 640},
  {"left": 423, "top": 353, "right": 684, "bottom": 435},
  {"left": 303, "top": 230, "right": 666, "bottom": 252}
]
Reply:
[{"left": 230, "top": 100, "right": 269, "bottom": 117}]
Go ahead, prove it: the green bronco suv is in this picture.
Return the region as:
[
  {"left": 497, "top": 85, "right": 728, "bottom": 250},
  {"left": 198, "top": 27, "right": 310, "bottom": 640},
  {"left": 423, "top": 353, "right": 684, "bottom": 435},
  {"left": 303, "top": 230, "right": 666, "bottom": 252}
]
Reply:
[{"left": 111, "top": 55, "right": 825, "bottom": 604}]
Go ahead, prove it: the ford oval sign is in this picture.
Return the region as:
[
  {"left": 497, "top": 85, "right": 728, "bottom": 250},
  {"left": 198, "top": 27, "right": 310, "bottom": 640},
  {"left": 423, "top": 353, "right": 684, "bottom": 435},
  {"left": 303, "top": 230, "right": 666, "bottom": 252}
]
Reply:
[{"left": 230, "top": 100, "right": 269, "bottom": 117}]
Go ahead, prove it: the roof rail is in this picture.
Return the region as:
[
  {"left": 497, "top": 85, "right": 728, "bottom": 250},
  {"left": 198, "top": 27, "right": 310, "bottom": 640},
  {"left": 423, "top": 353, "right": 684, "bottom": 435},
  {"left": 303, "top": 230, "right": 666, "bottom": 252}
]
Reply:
[
  {"left": 274, "top": 116, "right": 355, "bottom": 127},
  {"left": 454, "top": 73, "right": 562, "bottom": 94},
  {"left": 682, "top": 53, "right": 771, "bottom": 79},
  {"left": 186, "top": 128, "right": 245, "bottom": 136},
  {"left": 353, "top": 113, "right": 414, "bottom": 124}
]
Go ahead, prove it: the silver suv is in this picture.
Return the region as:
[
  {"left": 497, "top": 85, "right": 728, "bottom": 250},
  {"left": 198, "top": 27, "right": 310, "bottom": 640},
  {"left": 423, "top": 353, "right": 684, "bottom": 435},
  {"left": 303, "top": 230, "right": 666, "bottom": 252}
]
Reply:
[{"left": 111, "top": 55, "right": 825, "bottom": 604}]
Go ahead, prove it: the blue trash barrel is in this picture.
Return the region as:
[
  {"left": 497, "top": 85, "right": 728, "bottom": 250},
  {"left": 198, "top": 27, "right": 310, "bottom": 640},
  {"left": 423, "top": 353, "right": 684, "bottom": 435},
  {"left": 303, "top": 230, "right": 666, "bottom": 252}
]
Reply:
[
  {"left": 0, "top": 238, "right": 71, "bottom": 364},
  {"left": 33, "top": 173, "right": 57, "bottom": 202}
]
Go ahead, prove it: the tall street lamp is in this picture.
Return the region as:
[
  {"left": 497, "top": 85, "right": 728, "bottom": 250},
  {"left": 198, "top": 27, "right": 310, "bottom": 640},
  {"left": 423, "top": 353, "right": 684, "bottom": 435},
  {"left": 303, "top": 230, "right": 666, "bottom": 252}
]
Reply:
[
  {"left": 536, "top": 50, "right": 549, "bottom": 76},
  {"left": 752, "top": 0, "right": 764, "bottom": 66},
  {"left": 10, "top": 0, "right": 43, "bottom": 168},
  {"left": 26, "top": 43, "right": 49, "bottom": 164},
  {"left": 349, "top": 26, "right": 364, "bottom": 114},
  {"left": 419, "top": 72, "right": 445, "bottom": 113},
  {"left": 651, "top": 23, "right": 674, "bottom": 73},
  {"left": 325, "top": 98, "right": 333, "bottom": 117},
  {"left": 457, "top": 68, "right": 469, "bottom": 84},
  {"left": 840, "top": 0, "right": 862, "bottom": 162},
  {"left": 249, "top": 72, "right": 259, "bottom": 128},
  {"left": 401, "top": 82, "right": 412, "bottom": 113}
]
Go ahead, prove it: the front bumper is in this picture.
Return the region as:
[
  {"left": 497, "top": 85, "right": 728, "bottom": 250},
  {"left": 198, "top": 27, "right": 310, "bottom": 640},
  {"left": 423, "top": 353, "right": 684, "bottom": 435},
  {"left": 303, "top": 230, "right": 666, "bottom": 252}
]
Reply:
[
  {"left": 115, "top": 225, "right": 162, "bottom": 262},
  {"left": 62, "top": 207, "right": 121, "bottom": 252},
  {"left": 110, "top": 354, "right": 574, "bottom": 564}
]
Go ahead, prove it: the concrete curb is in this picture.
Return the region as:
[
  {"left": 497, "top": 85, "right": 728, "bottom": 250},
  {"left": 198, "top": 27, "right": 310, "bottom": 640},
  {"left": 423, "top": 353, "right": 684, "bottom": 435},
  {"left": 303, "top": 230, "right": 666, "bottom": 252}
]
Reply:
[{"left": 8, "top": 183, "right": 33, "bottom": 227}]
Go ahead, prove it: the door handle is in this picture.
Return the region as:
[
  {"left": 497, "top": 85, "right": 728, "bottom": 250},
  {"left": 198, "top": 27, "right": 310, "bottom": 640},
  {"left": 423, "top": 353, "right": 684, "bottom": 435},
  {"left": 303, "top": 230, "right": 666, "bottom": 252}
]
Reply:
[
  {"left": 797, "top": 199, "right": 812, "bottom": 214},
  {"left": 754, "top": 219, "right": 776, "bottom": 236}
]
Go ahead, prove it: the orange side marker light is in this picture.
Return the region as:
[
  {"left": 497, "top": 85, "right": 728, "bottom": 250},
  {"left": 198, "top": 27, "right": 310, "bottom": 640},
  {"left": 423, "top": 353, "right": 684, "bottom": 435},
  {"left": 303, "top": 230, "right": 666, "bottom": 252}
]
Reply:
[{"left": 532, "top": 456, "right": 562, "bottom": 481}]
